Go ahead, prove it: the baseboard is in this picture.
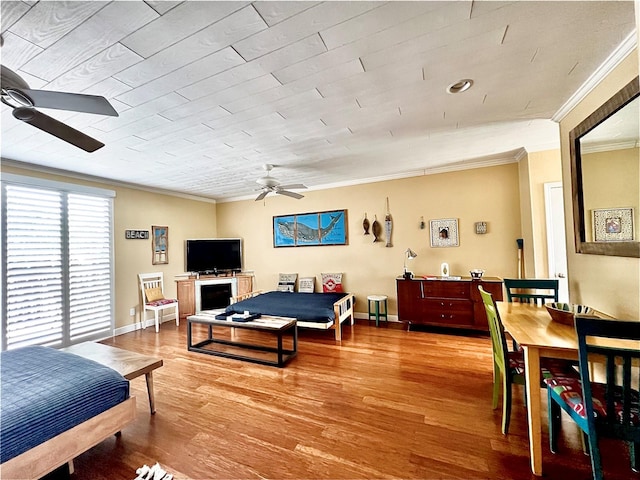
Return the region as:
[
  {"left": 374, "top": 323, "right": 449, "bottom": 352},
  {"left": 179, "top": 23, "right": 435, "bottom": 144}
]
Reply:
[
  {"left": 114, "top": 316, "right": 175, "bottom": 336},
  {"left": 114, "top": 313, "right": 397, "bottom": 336},
  {"left": 354, "top": 312, "right": 400, "bottom": 322}
]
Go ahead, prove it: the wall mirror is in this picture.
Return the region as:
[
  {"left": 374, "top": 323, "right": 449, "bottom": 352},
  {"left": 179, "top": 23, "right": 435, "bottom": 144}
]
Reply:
[{"left": 570, "top": 76, "right": 639, "bottom": 258}]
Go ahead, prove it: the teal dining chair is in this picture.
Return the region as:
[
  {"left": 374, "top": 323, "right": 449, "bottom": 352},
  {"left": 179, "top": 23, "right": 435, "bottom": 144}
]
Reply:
[
  {"left": 546, "top": 316, "right": 640, "bottom": 480},
  {"left": 478, "top": 286, "right": 578, "bottom": 434}
]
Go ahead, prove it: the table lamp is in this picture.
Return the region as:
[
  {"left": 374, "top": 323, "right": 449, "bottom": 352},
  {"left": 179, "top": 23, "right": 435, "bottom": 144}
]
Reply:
[{"left": 403, "top": 248, "right": 417, "bottom": 279}]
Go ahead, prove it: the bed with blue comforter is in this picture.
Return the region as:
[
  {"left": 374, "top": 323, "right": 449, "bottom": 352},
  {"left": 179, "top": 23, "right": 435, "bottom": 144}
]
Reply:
[
  {"left": 223, "top": 291, "right": 355, "bottom": 340},
  {"left": 0, "top": 345, "right": 135, "bottom": 478}
]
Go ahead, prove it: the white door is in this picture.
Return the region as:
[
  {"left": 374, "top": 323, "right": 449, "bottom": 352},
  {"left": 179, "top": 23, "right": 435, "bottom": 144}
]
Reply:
[{"left": 544, "top": 182, "right": 569, "bottom": 302}]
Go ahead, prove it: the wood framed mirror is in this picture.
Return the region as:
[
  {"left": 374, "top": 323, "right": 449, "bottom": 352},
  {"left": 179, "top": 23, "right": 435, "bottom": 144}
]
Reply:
[{"left": 570, "top": 76, "right": 639, "bottom": 258}]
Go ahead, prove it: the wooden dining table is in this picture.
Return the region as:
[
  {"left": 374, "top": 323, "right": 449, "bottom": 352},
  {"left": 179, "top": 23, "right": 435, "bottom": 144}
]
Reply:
[{"left": 496, "top": 301, "right": 598, "bottom": 476}]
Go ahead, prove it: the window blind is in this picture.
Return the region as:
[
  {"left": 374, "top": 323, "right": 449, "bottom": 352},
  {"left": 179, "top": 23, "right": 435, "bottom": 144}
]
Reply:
[{"left": 1, "top": 177, "right": 114, "bottom": 351}]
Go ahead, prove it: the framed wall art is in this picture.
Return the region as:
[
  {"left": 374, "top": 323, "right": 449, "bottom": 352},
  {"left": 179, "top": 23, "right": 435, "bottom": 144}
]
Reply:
[
  {"left": 273, "top": 209, "right": 348, "bottom": 247},
  {"left": 151, "top": 225, "right": 169, "bottom": 264},
  {"left": 430, "top": 218, "right": 459, "bottom": 247},
  {"left": 593, "top": 207, "right": 634, "bottom": 242}
]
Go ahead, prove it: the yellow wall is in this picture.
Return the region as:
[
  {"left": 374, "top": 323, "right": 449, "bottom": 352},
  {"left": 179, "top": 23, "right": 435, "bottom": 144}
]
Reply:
[
  {"left": 527, "top": 149, "right": 564, "bottom": 277},
  {"left": 216, "top": 163, "right": 523, "bottom": 316},
  {"left": 1, "top": 165, "right": 218, "bottom": 329},
  {"left": 582, "top": 147, "right": 639, "bottom": 240},
  {"left": 559, "top": 50, "right": 639, "bottom": 319}
]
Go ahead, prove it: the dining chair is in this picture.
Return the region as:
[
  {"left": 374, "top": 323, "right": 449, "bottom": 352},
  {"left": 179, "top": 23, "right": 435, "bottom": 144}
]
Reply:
[
  {"left": 503, "top": 278, "right": 559, "bottom": 305},
  {"left": 478, "top": 286, "right": 579, "bottom": 434},
  {"left": 546, "top": 316, "right": 640, "bottom": 480},
  {"left": 503, "top": 278, "right": 560, "bottom": 350},
  {"left": 139, "top": 272, "right": 179, "bottom": 333}
]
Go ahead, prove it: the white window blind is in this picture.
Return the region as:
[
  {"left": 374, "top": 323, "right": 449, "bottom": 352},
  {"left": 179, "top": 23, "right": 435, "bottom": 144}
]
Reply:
[{"left": 1, "top": 176, "right": 114, "bottom": 351}]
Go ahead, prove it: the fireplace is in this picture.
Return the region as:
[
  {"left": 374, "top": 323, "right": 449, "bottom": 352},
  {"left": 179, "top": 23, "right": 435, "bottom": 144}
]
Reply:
[{"left": 195, "top": 278, "right": 238, "bottom": 313}]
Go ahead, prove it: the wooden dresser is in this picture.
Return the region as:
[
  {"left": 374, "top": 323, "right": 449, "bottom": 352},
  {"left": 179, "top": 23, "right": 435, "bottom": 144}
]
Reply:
[
  {"left": 176, "top": 274, "right": 253, "bottom": 321},
  {"left": 396, "top": 276, "right": 503, "bottom": 332}
]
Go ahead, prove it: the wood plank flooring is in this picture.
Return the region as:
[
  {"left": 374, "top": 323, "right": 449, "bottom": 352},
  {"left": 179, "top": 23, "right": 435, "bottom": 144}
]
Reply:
[{"left": 70, "top": 321, "right": 639, "bottom": 480}]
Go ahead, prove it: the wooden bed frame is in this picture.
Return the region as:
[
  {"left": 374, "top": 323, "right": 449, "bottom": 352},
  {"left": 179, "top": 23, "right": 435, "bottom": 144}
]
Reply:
[
  {"left": 230, "top": 291, "right": 355, "bottom": 341},
  {"left": 0, "top": 396, "right": 136, "bottom": 480}
]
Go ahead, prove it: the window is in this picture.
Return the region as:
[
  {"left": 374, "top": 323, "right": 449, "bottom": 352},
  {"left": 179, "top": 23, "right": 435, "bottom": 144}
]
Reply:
[{"left": 1, "top": 174, "right": 115, "bottom": 351}]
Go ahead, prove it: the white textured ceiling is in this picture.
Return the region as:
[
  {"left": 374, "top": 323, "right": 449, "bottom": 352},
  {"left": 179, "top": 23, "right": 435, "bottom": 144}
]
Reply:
[{"left": 1, "top": 1, "right": 637, "bottom": 201}]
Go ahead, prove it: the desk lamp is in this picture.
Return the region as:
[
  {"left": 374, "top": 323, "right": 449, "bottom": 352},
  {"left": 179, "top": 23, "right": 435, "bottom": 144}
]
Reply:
[{"left": 403, "top": 248, "right": 418, "bottom": 279}]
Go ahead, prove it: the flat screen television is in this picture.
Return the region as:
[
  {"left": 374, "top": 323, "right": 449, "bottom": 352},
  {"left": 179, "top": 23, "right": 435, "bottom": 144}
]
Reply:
[{"left": 185, "top": 238, "right": 242, "bottom": 274}]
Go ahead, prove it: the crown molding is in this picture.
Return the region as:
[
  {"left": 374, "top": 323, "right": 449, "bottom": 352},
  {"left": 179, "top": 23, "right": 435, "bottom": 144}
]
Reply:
[
  {"left": 0, "top": 158, "right": 218, "bottom": 204},
  {"left": 552, "top": 30, "right": 638, "bottom": 122},
  {"left": 218, "top": 150, "right": 523, "bottom": 203}
]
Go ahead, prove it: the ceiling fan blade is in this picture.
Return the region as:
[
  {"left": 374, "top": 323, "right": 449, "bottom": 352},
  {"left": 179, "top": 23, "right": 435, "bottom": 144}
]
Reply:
[
  {"left": 20, "top": 88, "right": 118, "bottom": 116},
  {"left": 13, "top": 107, "right": 105, "bottom": 152},
  {"left": 277, "top": 190, "right": 304, "bottom": 200},
  {"left": 255, "top": 190, "right": 269, "bottom": 201},
  {"left": 278, "top": 184, "right": 307, "bottom": 190}
]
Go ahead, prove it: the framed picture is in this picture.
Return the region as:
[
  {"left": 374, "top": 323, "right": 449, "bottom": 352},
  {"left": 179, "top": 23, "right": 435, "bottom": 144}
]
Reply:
[
  {"left": 273, "top": 210, "right": 348, "bottom": 247},
  {"left": 593, "top": 208, "right": 634, "bottom": 242},
  {"left": 430, "top": 218, "right": 459, "bottom": 247},
  {"left": 151, "top": 225, "right": 169, "bottom": 264}
]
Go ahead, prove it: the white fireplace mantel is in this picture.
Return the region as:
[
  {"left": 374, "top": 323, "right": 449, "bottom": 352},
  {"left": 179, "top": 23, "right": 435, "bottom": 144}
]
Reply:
[{"left": 195, "top": 277, "right": 238, "bottom": 313}]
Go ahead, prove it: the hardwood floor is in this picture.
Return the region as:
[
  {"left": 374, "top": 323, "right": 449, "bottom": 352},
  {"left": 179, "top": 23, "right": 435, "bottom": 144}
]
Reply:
[{"left": 71, "top": 321, "right": 638, "bottom": 480}]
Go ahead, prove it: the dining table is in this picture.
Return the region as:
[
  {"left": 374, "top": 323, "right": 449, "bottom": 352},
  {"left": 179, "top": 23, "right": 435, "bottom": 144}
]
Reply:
[{"left": 496, "top": 301, "right": 607, "bottom": 476}]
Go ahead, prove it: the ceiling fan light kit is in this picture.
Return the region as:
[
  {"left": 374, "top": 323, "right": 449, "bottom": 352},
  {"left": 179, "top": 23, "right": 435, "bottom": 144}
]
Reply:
[
  {"left": 254, "top": 164, "right": 307, "bottom": 201},
  {"left": 1, "top": 65, "right": 118, "bottom": 152}
]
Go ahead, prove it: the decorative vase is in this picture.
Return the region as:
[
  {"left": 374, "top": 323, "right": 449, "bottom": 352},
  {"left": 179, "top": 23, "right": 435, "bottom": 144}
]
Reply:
[{"left": 440, "top": 262, "right": 449, "bottom": 277}]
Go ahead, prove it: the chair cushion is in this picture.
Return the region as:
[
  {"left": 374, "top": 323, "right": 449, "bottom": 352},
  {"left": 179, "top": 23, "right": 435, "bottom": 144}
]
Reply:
[
  {"left": 145, "top": 287, "right": 164, "bottom": 302},
  {"left": 508, "top": 351, "right": 578, "bottom": 381},
  {"left": 545, "top": 377, "right": 640, "bottom": 425},
  {"left": 147, "top": 298, "right": 177, "bottom": 307}
]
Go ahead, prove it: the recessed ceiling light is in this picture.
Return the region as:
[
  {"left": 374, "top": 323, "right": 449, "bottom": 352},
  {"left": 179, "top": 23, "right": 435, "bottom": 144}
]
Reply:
[{"left": 447, "top": 79, "right": 474, "bottom": 94}]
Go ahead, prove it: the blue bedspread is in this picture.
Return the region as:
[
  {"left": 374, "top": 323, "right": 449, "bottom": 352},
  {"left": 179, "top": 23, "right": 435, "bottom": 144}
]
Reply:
[
  {"left": 0, "top": 345, "right": 130, "bottom": 463},
  {"left": 224, "top": 291, "right": 349, "bottom": 323}
]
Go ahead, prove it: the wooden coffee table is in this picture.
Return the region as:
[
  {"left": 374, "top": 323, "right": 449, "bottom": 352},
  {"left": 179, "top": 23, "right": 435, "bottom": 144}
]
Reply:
[
  {"left": 187, "top": 313, "right": 297, "bottom": 367},
  {"left": 62, "top": 342, "right": 163, "bottom": 414}
]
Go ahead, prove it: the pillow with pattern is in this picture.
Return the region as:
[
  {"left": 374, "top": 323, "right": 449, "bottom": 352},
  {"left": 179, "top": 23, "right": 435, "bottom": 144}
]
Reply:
[
  {"left": 321, "top": 273, "right": 343, "bottom": 293},
  {"left": 277, "top": 273, "right": 297, "bottom": 292},
  {"left": 298, "top": 277, "right": 315, "bottom": 293},
  {"left": 145, "top": 287, "right": 164, "bottom": 302}
]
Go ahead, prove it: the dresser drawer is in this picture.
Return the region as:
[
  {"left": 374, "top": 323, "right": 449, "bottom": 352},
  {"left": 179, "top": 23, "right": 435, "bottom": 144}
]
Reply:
[
  {"left": 423, "top": 299, "right": 473, "bottom": 326},
  {"left": 421, "top": 281, "right": 470, "bottom": 299}
]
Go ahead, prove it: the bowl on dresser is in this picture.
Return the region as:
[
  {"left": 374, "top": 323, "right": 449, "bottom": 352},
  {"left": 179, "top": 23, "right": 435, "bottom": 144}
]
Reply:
[
  {"left": 469, "top": 269, "right": 484, "bottom": 279},
  {"left": 545, "top": 302, "right": 595, "bottom": 326}
]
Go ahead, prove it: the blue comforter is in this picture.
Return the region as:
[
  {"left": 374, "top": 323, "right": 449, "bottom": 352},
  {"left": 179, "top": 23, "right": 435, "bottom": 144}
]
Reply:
[
  {"left": 224, "top": 291, "right": 349, "bottom": 323},
  {"left": 0, "top": 345, "right": 130, "bottom": 463}
]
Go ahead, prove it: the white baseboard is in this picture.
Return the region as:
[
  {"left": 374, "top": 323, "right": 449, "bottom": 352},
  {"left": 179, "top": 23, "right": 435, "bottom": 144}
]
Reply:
[
  {"left": 114, "top": 312, "right": 396, "bottom": 336},
  {"left": 114, "top": 315, "right": 176, "bottom": 336},
  {"left": 354, "top": 312, "right": 400, "bottom": 322}
]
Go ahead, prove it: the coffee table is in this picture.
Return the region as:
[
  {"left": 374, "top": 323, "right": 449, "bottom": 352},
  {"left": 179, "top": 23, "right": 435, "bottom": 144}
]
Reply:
[
  {"left": 187, "top": 312, "right": 297, "bottom": 367},
  {"left": 62, "top": 342, "right": 163, "bottom": 414}
]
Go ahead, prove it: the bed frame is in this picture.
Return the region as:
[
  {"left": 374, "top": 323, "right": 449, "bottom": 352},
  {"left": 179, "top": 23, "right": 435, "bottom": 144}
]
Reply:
[
  {"left": 0, "top": 397, "right": 136, "bottom": 479},
  {"left": 230, "top": 291, "right": 355, "bottom": 341}
]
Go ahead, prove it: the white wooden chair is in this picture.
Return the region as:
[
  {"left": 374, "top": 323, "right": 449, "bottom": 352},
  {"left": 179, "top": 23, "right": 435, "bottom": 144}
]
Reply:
[{"left": 138, "top": 272, "right": 179, "bottom": 333}]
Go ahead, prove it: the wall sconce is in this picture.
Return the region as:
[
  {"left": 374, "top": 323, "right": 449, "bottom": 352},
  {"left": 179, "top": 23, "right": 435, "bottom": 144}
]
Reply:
[{"left": 403, "top": 248, "right": 418, "bottom": 279}]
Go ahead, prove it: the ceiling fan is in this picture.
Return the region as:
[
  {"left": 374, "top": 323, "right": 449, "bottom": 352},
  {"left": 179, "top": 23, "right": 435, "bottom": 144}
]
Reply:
[
  {"left": 1, "top": 65, "right": 118, "bottom": 152},
  {"left": 255, "top": 164, "right": 307, "bottom": 201}
]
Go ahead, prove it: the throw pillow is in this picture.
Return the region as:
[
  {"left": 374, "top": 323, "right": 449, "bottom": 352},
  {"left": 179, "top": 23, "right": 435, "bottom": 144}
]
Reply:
[
  {"left": 277, "top": 273, "right": 297, "bottom": 292},
  {"left": 298, "top": 277, "right": 315, "bottom": 293},
  {"left": 321, "top": 273, "right": 343, "bottom": 293},
  {"left": 145, "top": 287, "right": 164, "bottom": 302}
]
